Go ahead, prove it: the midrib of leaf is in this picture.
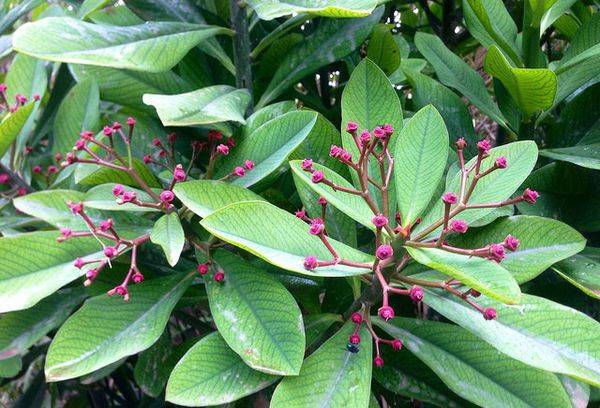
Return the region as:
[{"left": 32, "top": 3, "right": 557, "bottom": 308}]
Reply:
[
  {"left": 319, "top": 351, "right": 355, "bottom": 406},
  {"left": 48, "top": 272, "right": 193, "bottom": 374}
]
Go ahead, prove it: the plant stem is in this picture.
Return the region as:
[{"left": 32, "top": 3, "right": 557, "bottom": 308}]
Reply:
[{"left": 230, "top": 0, "right": 254, "bottom": 113}]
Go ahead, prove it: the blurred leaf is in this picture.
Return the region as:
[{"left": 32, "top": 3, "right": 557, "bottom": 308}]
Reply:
[
  {"left": 0, "top": 355, "right": 21, "bottom": 378},
  {"left": 247, "top": 0, "right": 377, "bottom": 20},
  {"left": 150, "top": 212, "right": 185, "bottom": 266},
  {"left": 0, "top": 0, "right": 44, "bottom": 34},
  {"left": 552, "top": 247, "right": 600, "bottom": 300},
  {"left": 77, "top": 0, "right": 111, "bottom": 19},
  {"left": 367, "top": 24, "right": 400, "bottom": 75},
  {"left": 0, "top": 102, "right": 35, "bottom": 157}
]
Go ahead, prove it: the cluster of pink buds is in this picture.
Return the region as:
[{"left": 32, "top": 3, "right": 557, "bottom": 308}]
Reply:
[
  {"left": 196, "top": 262, "right": 225, "bottom": 282},
  {"left": 0, "top": 83, "right": 39, "bottom": 113},
  {"left": 58, "top": 201, "right": 149, "bottom": 300},
  {"left": 32, "top": 164, "right": 58, "bottom": 186},
  {"left": 297, "top": 124, "right": 539, "bottom": 363},
  {"left": 0, "top": 171, "right": 28, "bottom": 198},
  {"left": 348, "top": 310, "right": 402, "bottom": 367}
]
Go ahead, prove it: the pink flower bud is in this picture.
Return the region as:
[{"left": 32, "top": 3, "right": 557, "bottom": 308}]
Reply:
[
  {"left": 104, "top": 246, "right": 117, "bottom": 258},
  {"left": 295, "top": 209, "right": 306, "bottom": 219},
  {"left": 60, "top": 227, "right": 72, "bottom": 238},
  {"left": 350, "top": 312, "right": 362, "bottom": 324},
  {"left": 99, "top": 219, "right": 113, "bottom": 231},
  {"left": 449, "top": 219, "right": 468, "bottom": 234},
  {"left": 74, "top": 258, "right": 85, "bottom": 269},
  {"left": 0, "top": 173, "right": 10, "bottom": 184},
  {"left": 372, "top": 214, "right": 388, "bottom": 228},
  {"left": 374, "top": 356, "right": 384, "bottom": 367},
  {"left": 15, "top": 94, "right": 27, "bottom": 105},
  {"left": 471, "top": 289, "right": 481, "bottom": 297},
  {"left": 65, "top": 152, "right": 77, "bottom": 164},
  {"left": 523, "top": 188, "right": 539, "bottom": 204},
  {"left": 33, "top": 94, "right": 40, "bottom": 101},
  {"left": 168, "top": 132, "right": 177, "bottom": 144},
  {"left": 132, "top": 272, "right": 144, "bottom": 283},
  {"left": 477, "top": 139, "right": 491, "bottom": 154},
  {"left": 127, "top": 117, "right": 136, "bottom": 126},
  {"left": 495, "top": 156, "right": 507, "bottom": 168},
  {"left": 216, "top": 144, "right": 229, "bottom": 155},
  {"left": 226, "top": 138, "right": 235, "bottom": 148},
  {"left": 504, "top": 235, "right": 519, "bottom": 251},
  {"left": 360, "top": 130, "right": 371, "bottom": 144},
  {"left": 24, "top": 145, "right": 33, "bottom": 154},
  {"left": 122, "top": 191, "right": 137, "bottom": 203},
  {"left": 214, "top": 271, "right": 225, "bottom": 282},
  {"left": 32, "top": 165, "right": 42, "bottom": 174},
  {"left": 80, "top": 131, "right": 94, "bottom": 140},
  {"left": 376, "top": 244, "right": 393, "bottom": 260},
  {"left": 349, "top": 334, "right": 361, "bottom": 344},
  {"left": 233, "top": 166, "right": 245, "bottom": 177},
  {"left": 173, "top": 166, "right": 186, "bottom": 182},
  {"left": 112, "top": 121, "right": 122, "bottom": 130},
  {"left": 191, "top": 140, "right": 206, "bottom": 150},
  {"left": 455, "top": 138, "right": 467, "bottom": 150},
  {"left": 442, "top": 192, "right": 458, "bottom": 204},
  {"left": 208, "top": 130, "right": 222, "bottom": 141},
  {"left": 54, "top": 153, "right": 62, "bottom": 162},
  {"left": 383, "top": 124, "right": 394, "bottom": 136},
  {"left": 489, "top": 244, "right": 505, "bottom": 262},
  {"left": 303, "top": 256, "right": 318, "bottom": 270},
  {"left": 160, "top": 190, "right": 174, "bottom": 203},
  {"left": 301, "top": 159, "right": 313, "bottom": 171},
  {"left": 112, "top": 184, "right": 124, "bottom": 196},
  {"left": 103, "top": 126, "right": 113, "bottom": 136},
  {"left": 47, "top": 165, "right": 58, "bottom": 174},
  {"left": 0, "top": 83, "right": 6, "bottom": 92},
  {"left": 329, "top": 145, "right": 343, "bottom": 157},
  {"left": 74, "top": 139, "right": 86, "bottom": 151},
  {"left": 197, "top": 263, "right": 209, "bottom": 275},
  {"left": 17, "top": 188, "right": 26, "bottom": 196},
  {"left": 410, "top": 285, "right": 424, "bottom": 302},
  {"left": 152, "top": 138, "right": 162, "bottom": 147},
  {"left": 373, "top": 127, "right": 385, "bottom": 139},
  {"left": 143, "top": 154, "right": 152, "bottom": 164},
  {"left": 378, "top": 305, "right": 394, "bottom": 321},
  {"left": 309, "top": 218, "right": 325, "bottom": 235},
  {"left": 68, "top": 201, "right": 84, "bottom": 214},
  {"left": 244, "top": 160, "right": 255, "bottom": 170},
  {"left": 483, "top": 307, "right": 497, "bottom": 320},
  {"left": 341, "top": 151, "right": 352, "bottom": 161},
  {"left": 392, "top": 339, "right": 403, "bottom": 351},
  {"left": 317, "top": 197, "right": 327, "bottom": 205},
  {"left": 346, "top": 122, "right": 358, "bottom": 134},
  {"left": 311, "top": 170, "right": 324, "bottom": 183},
  {"left": 86, "top": 269, "right": 98, "bottom": 280}
]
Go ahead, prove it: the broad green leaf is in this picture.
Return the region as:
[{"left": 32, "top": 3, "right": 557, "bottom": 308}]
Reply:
[
  {"left": 540, "top": 143, "right": 600, "bottom": 170},
  {"left": 484, "top": 46, "right": 556, "bottom": 118},
  {"left": 143, "top": 85, "right": 251, "bottom": 126},
  {"left": 174, "top": 180, "right": 264, "bottom": 218},
  {"left": 45, "top": 272, "right": 194, "bottom": 381},
  {"left": 394, "top": 105, "right": 448, "bottom": 227},
  {"left": 557, "top": 13, "right": 600, "bottom": 73},
  {"left": 367, "top": 24, "right": 400, "bottom": 75},
  {"left": 77, "top": 0, "right": 111, "bottom": 19},
  {"left": 548, "top": 56, "right": 600, "bottom": 116},
  {"left": 257, "top": 8, "right": 382, "bottom": 108},
  {"left": 376, "top": 318, "right": 572, "bottom": 408},
  {"left": 528, "top": 0, "right": 561, "bottom": 27},
  {"left": 214, "top": 111, "right": 318, "bottom": 187},
  {"left": 0, "top": 102, "right": 34, "bottom": 157},
  {"left": 0, "top": 231, "right": 102, "bottom": 313},
  {"left": 415, "top": 141, "right": 538, "bottom": 237},
  {"left": 70, "top": 64, "right": 195, "bottom": 110},
  {"left": 414, "top": 32, "right": 508, "bottom": 128},
  {"left": 406, "top": 246, "right": 521, "bottom": 304},
  {"left": 290, "top": 160, "right": 375, "bottom": 233},
  {"left": 150, "top": 213, "right": 185, "bottom": 266},
  {"left": 304, "top": 313, "right": 342, "bottom": 346},
  {"left": 0, "top": 0, "right": 44, "bottom": 34},
  {"left": 421, "top": 288, "right": 600, "bottom": 387},
  {"left": 0, "top": 356, "right": 21, "bottom": 378},
  {"left": 463, "top": 0, "right": 521, "bottom": 66},
  {"left": 389, "top": 58, "right": 427, "bottom": 84},
  {"left": 270, "top": 322, "right": 372, "bottom": 408},
  {"left": 5, "top": 53, "right": 47, "bottom": 104},
  {"left": 52, "top": 78, "right": 100, "bottom": 154},
  {"left": 200, "top": 201, "right": 373, "bottom": 277},
  {"left": 0, "top": 288, "right": 85, "bottom": 359},
  {"left": 452, "top": 215, "right": 586, "bottom": 284},
  {"left": 13, "top": 17, "right": 230, "bottom": 73},
  {"left": 540, "top": 0, "right": 578, "bottom": 33},
  {"left": 166, "top": 332, "right": 277, "bottom": 406},
  {"left": 246, "top": 0, "right": 377, "bottom": 20},
  {"left": 243, "top": 101, "right": 297, "bottom": 138},
  {"left": 84, "top": 183, "right": 159, "bottom": 212},
  {"left": 74, "top": 159, "right": 160, "bottom": 188},
  {"left": 552, "top": 248, "right": 600, "bottom": 300},
  {"left": 88, "top": 3, "right": 144, "bottom": 25},
  {"left": 207, "top": 250, "right": 304, "bottom": 375}
]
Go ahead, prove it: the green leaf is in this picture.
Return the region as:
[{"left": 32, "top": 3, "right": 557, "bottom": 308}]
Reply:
[
  {"left": 52, "top": 78, "right": 100, "bottom": 154},
  {"left": 84, "top": 183, "right": 159, "bottom": 212},
  {"left": 246, "top": 0, "right": 377, "bottom": 20},
  {"left": 540, "top": 0, "right": 578, "bottom": 33},
  {"left": 484, "top": 46, "right": 556, "bottom": 118},
  {"left": 0, "top": 231, "right": 102, "bottom": 313},
  {"left": 557, "top": 13, "right": 600, "bottom": 73},
  {"left": 552, "top": 248, "right": 600, "bottom": 300},
  {"left": 257, "top": 8, "right": 382, "bottom": 108},
  {"left": 451, "top": 215, "right": 586, "bottom": 284},
  {"left": 463, "top": 0, "right": 521, "bottom": 66},
  {"left": 0, "top": 0, "right": 44, "bottom": 34},
  {"left": 13, "top": 17, "right": 230, "bottom": 73},
  {"left": 367, "top": 24, "right": 400, "bottom": 75},
  {"left": 304, "top": 313, "right": 342, "bottom": 346},
  {"left": 540, "top": 143, "right": 600, "bottom": 170},
  {"left": 0, "top": 356, "right": 22, "bottom": 378},
  {"left": 375, "top": 318, "right": 572, "bottom": 408},
  {"left": 5, "top": 53, "right": 47, "bottom": 104},
  {"left": 174, "top": 180, "right": 264, "bottom": 218},
  {"left": 0, "top": 288, "right": 85, "bottom": 359},
  {"left": 414, "top": 32, "right": 508, "bottom": 128},
  {"left": 77, "top": 0, "right": 111, "bottom": 19},
  {"left": 243, "top": 101, "right": 298, "bottom": 138},
  {"left": 206, "top": 250, "right": 304, "bottom": 375},
  {"left": 143, "top": 85, "right": 251, "bottom": 126},
  {"left": 270, "top": 322, "right": 372, "bottom": 408},
  {"left": 420, "top": 289, "right": 600, "bottom": 387},
  {"left": 0, "top": 102, "right": 35, "bottom": 157},
  {"left": 415, "top": 141, "right": 538, "bottom": 237},
  {"left": 200, "top": 201, "right": 373, "bottom": 277},
  {"left": 406, "top": 246, "right": 521, "bottom": 304},
  {"left": 166, "top": 331, "right": 277, "bottom": 406},
  {"left": 214, "top": 111, "right": 318, "bottom": 187},
  {"left": 394, "top": 105, "right": 448, "bottom": 227},
  {"left": 45, "top": 272, "right": 194, "bottom": 381},
  {"left": 88, "top": 3, "right": 144, "bottom": 25},
  {"left": 74, "top": 159, "right": 160, "bottom": 189},
  {"left": 290, "top": 160, "right": 375, "bottom": 233},
  {"left": 150, "top": 213, "right": 185, "bottom": 267}
]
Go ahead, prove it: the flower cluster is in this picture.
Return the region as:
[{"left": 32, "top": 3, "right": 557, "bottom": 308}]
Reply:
[
  {"left": 347, "top": 310, "right": 403, "bottom": 367},
  {"left": 196, "top": 262, "right": 225, "bottom": 282},
  {"left": 297, "top": 123, "right": 539, "bottom": 365}
]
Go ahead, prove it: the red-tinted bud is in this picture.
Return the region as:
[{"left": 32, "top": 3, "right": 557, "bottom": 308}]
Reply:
[
  {"left": 167, "top": 132, "right": 177, "bottom": 143},
  {"left": 32, "top": 165, "right": 42, "bottom": 174},
  {"left": 143, "top": 154, "right": 152, "bottom": 164},
  {"left": 60, "top": 227, "right": 72, "bottom": 238},
  {"left": 65, "top": 152, "right": 77, "bottom": 164},
  {"left": 392, "top": 339, "right": 403, "bottom": 351},
  {"left": 477, "top": 139, "right": 491, "bottom": 154},
  {"left": 409, "top": 285, "right": 424, "bottom": 302},
  {"left": 455, "top": 138, "right": 467, "bottom": 150},
  {"left": 372, "top": 214, "right": 388, "bottom": 228},
  {"left": 301, "top": 159, "right": 313, "bottom": 171},
  {"left": 376, "top": 244, "right": 393, "bottom": 260},
  {"left": 523, "top": 188, "right": 539, "bottom": 204},
  {"left": 197, "top": 263, "right": 209, "bottom": 275},
  {"left": 233, "top": 166, "right": 245, "bottom": 177},
  {"left": 208, "top": 130, "right": 222, "bottom": 141},
  {"left": 216, "top": 144, "right": 229, "bottom": 155},
  {"left": 112, "top": 184, "right": 124, "bottom": 196},
  {"left": 152, "top": 138, "right": 162, "bottom": 147},
  {"left": 309, "top": 218, "right": 325, "bottom": 235},
  {"left": 68, "top": 201, "right": 84, "bottom": 214},
  {"left": 112, "top": 121, "right": 122, "bottom": 130},
  {"left": 350, "top": 312, "right": 363, "bottom": 324},
  {"left": 74, "top": 139, "right": 86, "bottom": 151},
  {"left": 442, "top": 192, "right": 458, "bottom": 204},
  {"left": 173, "top": 165, "right": 186, "bottom": 182},
  {"left": 349, "top": 334, "right": 361, "bottom": 344},
  {"left": 346, "top": 122, "right": 358, "bottom": 134},
  {"left": 214, "top": 271, "right": 225, "bottom": 282},
  {"left": 122, "top": 191, "right": 137, "bottom": 202},
  {"left": 303, "top": 256, "right": 318, "bottom": 270},
  {"left": 47, "top": 165, "right": 58, "bottom": 174},
  {"left": 295, "top": 209, "right": 306, "bottom": 219},
  {"left": 317, "top": 197, "right": 327, "bottom": 205},
  {"left": 495, "top": 156, "right": 508, "bottom": 169},
  {"left": 483, "top": 307, "right": 497, "bottom": 320},
  {"left": 54, "top": 153, "right": 62, "bottom": 162},
  {"left": 374, "top": 356, "right": 384, "bottom": 367},
  {"left": 360, "top": 130, "right": 371, "bottom": 144},
  {"left": 17, "top": 187, "right": 26, "bottom": 196},
  {"left": 99, "top": 219, "right": 113, "bottom": 231},
  {"left": 74, "top": 258, "right": 85, "bottom": 269},
  {"left": 449, "top": 219, "right": 468, "bottom": 234},
  {"left": 329, "top": 145, "right": 343, "bottom": 157},
  {"left": 127, "top": 117, "right": 136, "bottom": 126},
  {"left": 33, "top": 94, "right": 40, "bottom": 101},
  {"left": 160, "top": 190, "right": 174, "bottom": 203},
  {"left": 103, "top": 126, "right": 114, "bottom": 136},
  {"left": 489, "top": 244, "right": 506, "bottom": 262},
  {"left": 104, "top": 246, "right": 118, "bottom": 258},
  {"left": 80, "top": 131, "right": 94, "bottom": 140},
  {"left": 226, "top": 138, "right": 235, "bottom": 148},
  {"left": 132, "top": 272, "right": 144, "bottom": 283},
  {"left": 378, "top": 305, "right": 394, "bottom": 321},
  {"left": 373, "top": 127, "right": 385, "bottom": 139},
  {"left": 383, "top": 124, "right": 394, "bottom": 136},
  {"left": 311, "top": 170, "right": 324, "bottom": 183},
  {"left": 0, "top": 173, "right": 10, "bottom": 184},
  {"left": 0, "top": 83, "right": 7, "bottom": 93},
  {"left": 504, "top": 235, "right": 519, "bottom": 251},
  {"left": 244, "top": 160, "right": 255, "bottom": 170}
]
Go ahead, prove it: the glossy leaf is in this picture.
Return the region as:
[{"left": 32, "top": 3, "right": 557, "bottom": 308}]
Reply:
[
  {"left": 0, "top": 231, "right": 102, "bottom": 313},
  {"left": 84, "top": 183, "right": 159, "bottom": 212},
  {"left": 247, "top": 0, "right": 377, "bottom": 20},
  {"left": 540, "top": 144, "right": 600, "bottom": 170},
  {"left": 257, "top": 8, "right": 382, "bottom": 108},
  {"left": 406, "top": 246, "right": 521, "bottom": 304},
  {"left": 45, "top": 272, "right": 194, "bottom": 381},
  {"left": 143, "top": 85, "right": 251, "bottom": 126},
  {"left": 13, "top": 17, "right": 230, "bottom": 73},
  {"left": 166, "top": 332, "right": 277, "bottom": 406},
  {"left": 270, "top": 322, "right": 372, "bottom": 408},
  {"left": 376, "top": 318, "right": 572, "bottom": 408},
  {"left": 304, "top": 313, "right": 342, "bottom": 346},
  {"left": 214, "top": 111, "right": 318, "bottom": 187},
  {"left": 207, "top": 250, "right": 304, "bottom": 375},
  {"left": 5, "top": 53, "right": 47, "bottom": 104},
  {"left": 484, "top": 46, "right": 556, "bottom": 117},
  {"left": 150, "top": 212, "right": 185, "bottom": 266},
  {"left": 0, "top": 102, "right": 34, "bottom": 157},
  {"left": 452, "top": 215, "right": 586, "bottom": 283},
  {"left": 0, "top": 0, "right": 44, "bottom": 33},
  {"left": 557, "top": 13, "right": 600, "bottom": 73},
  {"left": 52, "top": 78, "right": 100, "bottom": 154},
  {"left": 394, "top": 105, "right": 448, "bottom": 227},
  {"left": 367, "top": 24, "right": 400, "bottom": 75},
  {"left": 200, "top": 201, "right": 373, "bottom": 277},
  {"left": 552, "top": 248, "right": 600, "bottom": 299},
  {"left": 421, "top": 289, "right": 600, "bottom": 387}
]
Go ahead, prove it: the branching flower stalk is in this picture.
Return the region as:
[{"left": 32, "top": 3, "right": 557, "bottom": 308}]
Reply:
[{"left": 299, "top": 123, "right": 539, "bottom": 366}]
